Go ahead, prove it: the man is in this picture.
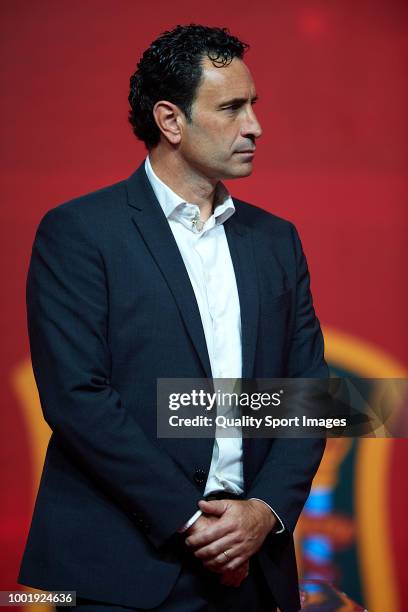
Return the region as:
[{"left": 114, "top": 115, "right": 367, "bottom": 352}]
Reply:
[{"left": 19, "top": 25, "right": 327, "bottom": 611}]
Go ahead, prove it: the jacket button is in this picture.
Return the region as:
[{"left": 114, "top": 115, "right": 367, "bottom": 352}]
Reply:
[
  {"left": 194, "top": 468, "right": 207, "bottom": 485},
  {"left": 133, "top": 515, "right": 150, "bottom": 533}
]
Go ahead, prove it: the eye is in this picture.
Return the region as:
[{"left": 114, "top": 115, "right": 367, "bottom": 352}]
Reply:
[{"left": 224, "top": 103, "right": 241, "bottom": 112}]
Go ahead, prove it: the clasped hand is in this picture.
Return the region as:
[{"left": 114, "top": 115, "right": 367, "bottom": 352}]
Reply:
[{"left": 184, "top": 499, "right": 276, "bottom": 587}]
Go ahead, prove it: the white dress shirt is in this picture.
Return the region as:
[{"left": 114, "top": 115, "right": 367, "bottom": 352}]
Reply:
[{"left": 144, "top": 156, "right": 284, "bottom": 533}]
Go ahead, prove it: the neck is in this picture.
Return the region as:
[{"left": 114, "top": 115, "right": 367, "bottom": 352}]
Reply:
[{"left": 148, "top": 146, "right": 217, "bottom": 221}]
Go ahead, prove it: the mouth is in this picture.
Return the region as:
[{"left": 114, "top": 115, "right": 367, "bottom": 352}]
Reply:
[{"left": 235, "top": 150, "right": 256, "bottom": 156}]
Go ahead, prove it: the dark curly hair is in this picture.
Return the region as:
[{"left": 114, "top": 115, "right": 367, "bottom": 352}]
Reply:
[{"left": 128, "top": 24, "right": 249, "bottom": 149}]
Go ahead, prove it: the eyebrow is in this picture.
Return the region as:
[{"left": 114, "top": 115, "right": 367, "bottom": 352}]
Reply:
[{"left": 218, "top": 95, "right": 259, "bottom": 108}]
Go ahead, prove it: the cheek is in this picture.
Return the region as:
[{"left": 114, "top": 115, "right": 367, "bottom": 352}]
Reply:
[
  {"left": 218, "top": 123, "right": 242, "bottom": 150},
  {"left": 191, "top": 131, "right": 223, "bottom": 157},
  {"left": 183, "top": 120, "right": 236, "bottom": 162}
]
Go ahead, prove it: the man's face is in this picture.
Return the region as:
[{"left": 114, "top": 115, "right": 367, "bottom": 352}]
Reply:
[{"left": 178, "top": 56, "right": 262, "bottom": 181}]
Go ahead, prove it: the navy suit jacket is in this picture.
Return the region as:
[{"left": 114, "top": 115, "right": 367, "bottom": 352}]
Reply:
[{"left": 19, "top": 163, "right": 327, "bottom": 612}]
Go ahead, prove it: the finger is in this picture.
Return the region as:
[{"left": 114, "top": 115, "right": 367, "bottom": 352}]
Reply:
[
  {"left": 198, "top": 499, "right": 228, "bottom": 516},
  {"left": 193, "top": 535, "right": 235, "bottom": 561},
  {"left": 203, "top": 550, "right": 248, "bottom": 573},
  {"left": 185, "top": 523, "right": 230, "bottom": 549},
  {"left": 219, "top": 555, "right": 248, "bottom": 573},
  {"left": 202, "top": 549, "right": 233, "bottom": 571},
  {"left": 220, "top": 566, "right": 248, "bottom": 587},
  {"left": 204, "top": 555, "right": 248, "bottom": 575}
]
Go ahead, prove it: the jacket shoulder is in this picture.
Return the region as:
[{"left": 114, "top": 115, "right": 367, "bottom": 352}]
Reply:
[
  {"left": 43, "top": 179, "right": 127, "bottom": 223},
  {"left": 232, "top": 197, "right": 296, "bottom": 236}
]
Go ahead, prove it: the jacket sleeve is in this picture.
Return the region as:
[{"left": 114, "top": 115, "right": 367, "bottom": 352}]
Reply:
[
  {"left": 245, "top": 223, "right": 328, "bottom": 534},
  {"left": 26, "top": 205, "right": 201, "bottom": 548}
]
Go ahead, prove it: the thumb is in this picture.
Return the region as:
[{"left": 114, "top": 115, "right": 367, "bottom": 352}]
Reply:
[{"left": 198, "top": 499, "right": 228, "bottom": 516}]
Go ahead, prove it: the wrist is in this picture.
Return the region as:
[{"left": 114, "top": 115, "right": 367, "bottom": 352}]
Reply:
[{"left": 248, "top": 499, "right": 276, "bottom": 533}]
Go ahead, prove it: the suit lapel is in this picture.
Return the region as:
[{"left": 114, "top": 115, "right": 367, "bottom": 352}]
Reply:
[
  {"left": 224, "top": 207, "right": 261, "bottom": 490},
  {"left": 224, "top": 208, "right": 259, "bottom": 380},
  {"left": 125, "top": 164, "right": 212, "bottom": 378}
]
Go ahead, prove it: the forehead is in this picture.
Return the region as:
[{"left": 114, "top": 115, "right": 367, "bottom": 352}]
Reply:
[{"left": 195, "top": 56, "right": 256, "bottom": 103}]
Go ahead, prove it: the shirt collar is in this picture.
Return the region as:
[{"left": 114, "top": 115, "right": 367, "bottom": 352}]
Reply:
[{"left": 144, "top": 156, "right": 235, "bottom": 230}]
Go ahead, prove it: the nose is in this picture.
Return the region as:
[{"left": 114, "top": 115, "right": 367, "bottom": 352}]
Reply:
[{"left": 241, "top": 106, "right": 262, "bottom": 140}]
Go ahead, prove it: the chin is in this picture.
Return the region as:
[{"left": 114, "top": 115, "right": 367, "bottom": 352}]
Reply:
[
  {"left": 232, "top": 163, "right": 254, "bottom": 178},
  {"left": 221, "top": 162, "right": 254, "bottom": 180}
]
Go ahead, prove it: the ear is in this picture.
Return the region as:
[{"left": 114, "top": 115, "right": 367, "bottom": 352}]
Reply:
[{"left": 153, "top": 100, "right": 184, "bottom": 145}]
